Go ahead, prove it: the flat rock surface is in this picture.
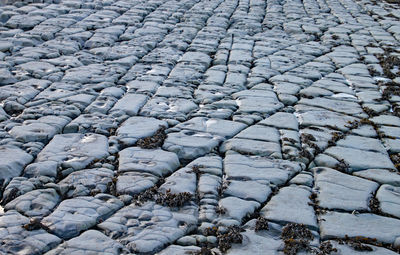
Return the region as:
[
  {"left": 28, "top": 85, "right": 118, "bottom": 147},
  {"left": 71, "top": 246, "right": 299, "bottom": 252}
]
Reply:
[
  {"left": 0, "top": 210, "right": 61, "bottom": 255},
  {"left": 98, "top": 201, "right": 197, "bottom": 253},
  {"left": 0, "top": 146, "right": 33, "bottom": 187},
  {"left": 319, "top": 211, "right": 400, "bottom": 245},
  {"left": 1, "top": 0, "right": 400, "bottom": 253},
  {"left": 261, "top": 185, "right": 317, "bottom": 229},
  {"left": 41, "top": 194, "right": 123, "bottom": 239},
  {"left": 45, "top": 230, "right": 127, "bottom": 255},
  {"left": 36, "top": 133, "right": 109, "bottom": 170},
  {"left": 313, "top": 167, "right": 379, "bottom": 211},
  {"left": 376, "top": 184, "right": 400, "bottom": 218}
]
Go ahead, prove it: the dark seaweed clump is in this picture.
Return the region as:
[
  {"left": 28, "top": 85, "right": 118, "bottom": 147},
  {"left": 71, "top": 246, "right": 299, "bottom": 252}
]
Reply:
[
  {"left": 200, "top": 226, "right": 244, "bottom": 253},
  {"left": 217, "top": 226, "right": 244, "bottom": 252},
  {"left": 137, "top": 126, "right": 167, "bottom": 149},
  {"left": 281, "top": 223, "right": 314, "bottom": 255},
  {"left": 255, "top": 216, "right": 269, "bottom": 231}
]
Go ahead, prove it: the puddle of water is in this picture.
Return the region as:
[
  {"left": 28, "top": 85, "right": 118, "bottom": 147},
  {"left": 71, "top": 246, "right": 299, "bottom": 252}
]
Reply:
[
  {"left": 166, "top": 105, "right": 179, "bottom": 112},
  {"left": 331, "top": 93, "right": 357, "bottom": 99},
  {"left": 193, "top": 133, "right": 210, "bottom": 137},
  {"left": 374, "top": 76, "right": 391, "bottom": 82},
  {"left": 206, "top": 119, "right": 218, "bottom": 129},
  {"left": 81, "top": 135, "right": 96, "bottom": 143},
  {"left": 65, "top": 156, "right": 88, "bottom": 163}
]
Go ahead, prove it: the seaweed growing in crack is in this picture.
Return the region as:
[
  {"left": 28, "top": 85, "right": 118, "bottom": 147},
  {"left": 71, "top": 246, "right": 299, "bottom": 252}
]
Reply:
[
  {"left": 337, "top": 235, "right": 400, "bottom": 253},
  {"left": 345, "top": 118, "right": 380, "bottom": 136},
  {"left": 327, "top": 131, "right": 344, "bottom": 147},
  {"left": 108, "top": 127, "right": 117, "bottom": 136},
  {"left": 331, "top": 34, "right": 339, "bottom": 40},
  {"left": 382, "top": 82, "right": 400, "bottom": 101},
  {"left": 301, "top": 133, "right": 316, "bottom": 143},
  {"left": 283, "top": 239, "right": 310, "bottom": 255},
  {"left": 282, "top": 137, "right": 298, "bottom": 145},
  {"left": 155, "top": 189, "right": 192, "bottom": 207},
  {"left": 345, "top": 120, "right": 360, "bottom": 129},
  {"left": 200, "top": 226, "right": 244, "bottom": 253},
  {"left": 0, "top": 187, "right": 19, "bottom": 206},
  {"left": 301, "top": 133, "right": 321, "bottom": 154},
  {"left": 217, "top": 179, "right": 229, "bottom": 196},
  {"left": 191, "top": 164, "right": 202, "bottom": 182},
  {"left": 301, "top": 94, "right": 314, "bottom": 99},
  {"left": 132, "top": 187, "right": 192, "bottom": 207},
  {"left": 389, "top": 153, "right": 400, "bottom": 171},
  {"left": 349, "top": 242, "right": 374, "bottom": 251},
  {"left": 282, "top": 223, "right": 313, "bottom": 240},
  {"left": 194, "top": 246, "right": 219, "bottom": 255},
  {"left": 55, "top": 166, "right": 66, "bottom": 183},
  {"left": 215, "top": 205, "right": 226, "bottom": 215},
  {"left": 89, "top": 188, "right": 102, "bottom": 196},
  {"left": 108, "top": 176, "right": 118, "bottom": 196},
  {"left": 308, "top": 192, "right": 325, "bottom": 215},
  {"left": 136, "top": 126, "right": 167, "bottom": 149},
  {"left": 360, "top": 118, "right": 375, "bottom": 125},
  {"left": 362, "top": 106, "right": 378, "bottom": 117},
  {"left": 392, "top": 105, "right": 400, "bottom": 118},
  {"left": 299, "top": 148, "right": 313, "bottom": 161},
  {"left": 281, "top": 223, "right": 314, "bottom": 255},
  {"left": 335, "top": 159, "right": 349, "bottom": 172},
  {"left": 308, "top": 142, "right": 322, "bottom": 154},
  {"left": 315, "top": 241, "right": 338, "bottom": 255},
  {"left": 100, "top": 153, "right": 119, "bottom": 167},
  {"left": 203, "top": 226, "right": 219, "bottom": 236},
  {"left": 337, "top": 235, "right": 375, "bottom": 251},
  {"left": 254, "top": 216, "right": 269, "bottom": 231},
  {"left": 369, "top": 195, "right": 381, "bottom": 214},
  {"left": 191, "top": 164, "right": 202, "bottom": 203},
  {"left": 368, "top": 66, "right": 380, "bottom": 77},
  {"left": 217, "top": 226, "right": 243, "bottom": 253},
  {"left": 378, "top": 53, "right": 400, "bottom": 79},
  {"left": 132, "top": 185, "right": 158, "bottom": 205}
]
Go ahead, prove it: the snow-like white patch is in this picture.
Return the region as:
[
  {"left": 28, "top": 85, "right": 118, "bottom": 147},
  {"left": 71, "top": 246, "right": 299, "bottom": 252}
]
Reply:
[
  {"left": 374, "top": 76, "right": 391, "bottom": 82},
  {"left": 331, "top": 93, "right": 357, "bottom": 99}
]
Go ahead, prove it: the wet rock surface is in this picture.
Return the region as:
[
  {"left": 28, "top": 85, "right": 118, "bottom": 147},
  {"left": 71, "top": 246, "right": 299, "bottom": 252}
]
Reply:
[{"left": 1, "top": 0, "right": 400, "bottom": 253}]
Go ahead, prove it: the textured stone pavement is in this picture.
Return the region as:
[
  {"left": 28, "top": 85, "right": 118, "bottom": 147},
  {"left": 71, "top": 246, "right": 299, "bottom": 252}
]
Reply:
[{"left": 1, "top": 0, "right": 400, "bottom": 254}]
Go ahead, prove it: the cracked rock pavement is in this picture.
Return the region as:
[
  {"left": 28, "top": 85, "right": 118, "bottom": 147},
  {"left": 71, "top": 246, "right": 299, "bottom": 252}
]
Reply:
[{"left": 1, "top": 0, "right": 400, "bottom": 254}]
